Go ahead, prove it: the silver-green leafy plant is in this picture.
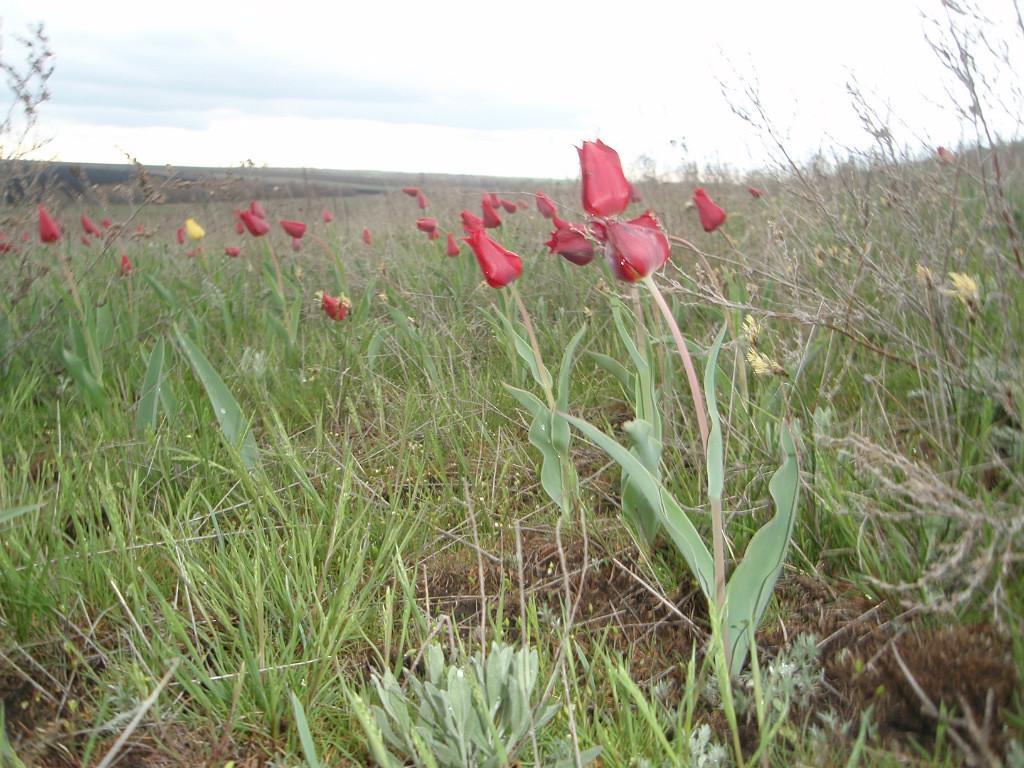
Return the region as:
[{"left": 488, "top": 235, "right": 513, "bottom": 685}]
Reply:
[
  {"left": 567, "top": 324, "right": 801, "bottom": 675},
  {"left": 349, "top": 642, "right": 600, "bottom": 768}
]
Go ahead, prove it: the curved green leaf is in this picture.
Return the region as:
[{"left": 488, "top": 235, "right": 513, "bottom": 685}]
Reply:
[
  {"left": 565, "top": 414, "right": 714, "bottom": 596},
  {"left": 725, "top": 425, "right": 800, "bottom": 674},
  {"left": 136, "top": 339, "right": 166, "bottom": 437},
  {"left": 174, "top": 329, "right": 259, "bottom": 471},
  {"left": 705, "top": 324, "right": 728, "bottom": 501}
]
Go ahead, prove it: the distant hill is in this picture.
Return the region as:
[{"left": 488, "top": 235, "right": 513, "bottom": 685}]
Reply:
[{"left": 0, "top": 160, "right": 562, "bottom": 205}]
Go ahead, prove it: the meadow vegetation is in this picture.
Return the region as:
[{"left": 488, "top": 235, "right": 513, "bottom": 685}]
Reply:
[{"left": 1, "top": 5, "right": 1023, "bottom": 767}]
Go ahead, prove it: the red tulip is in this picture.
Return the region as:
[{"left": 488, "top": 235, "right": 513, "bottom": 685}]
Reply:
[
  {"left": 416, "top": 191, "right": 428, "bottom": 210},
  {"left": 80, "top": 214, "right": 101, "bottom": 237},
  {"left": 464, "top": 229, "right": 522, "bottom": 288},
  {"left": 603, "top": 211, "right": 670, "bottom": 282},
  {"left": 322, "top": 293, "right": 350, "bottom": 321},
  {"left": 535, "top": 192, "right": 558, "bottom": 219},
  {"left": 428, "top": 229, "right": 440, "bottom": 241},
  {"left": 322, "top": 208, "right": 334, "bottom": 223},
  {"left": 362, "top": 227, "right": 372, "bottom": 245},
  {"left": 120, "top": 254, "right": 133, "bottom": 276},
  {"left": 747, "top": 186, "right": 763, "bottom": 199},
  {"left": 224, "top": 246, "right": 241, "bottom": 257},
  {"left": 176, "top": 226, "right": 185, "bottom": 245},
  {"left": 416, "top": 217, "right": 438, "bottom": 234},
  {"left": 240, "top": 211, "right": 270, "bottom": 236},
  {"left": 546, "top": 222, "right": 595, "bottom": 266},
  {"left": 488, "top": 192, "right": 500, "bottom": 207},
  {"left": 445, "top": 232, "right": 460, "bottom": 257},
  {"left": 38, "top": 205, "right": 61, "bottom": 243},
  {"left": 481, "top": 196, "right": 502, "bottom": 228},
  {"left": 402, "top": 187, "right": 419, "bottom": 197},
  {"left": 234, "top": 220, "right": 245, "bottom": 234},
  {"left": 280, "top": 219, "right": 307, "bottom": 239},
  {"left": 461, "top": 210, "right": 484, "bottom": 234},
  {"left": 0, "top": 238, "right": 10, "bottom": 254},
  {"left": 578, "top": 139, "right": 630, "bottom": 217},
  {"left": 500, "top": 199, "right": 517, "bottom": 214},
  {"left": 517, "top": 199, "right": 529, "bottom": 210},
  {"left": 249, "top": 201, "right": 267, "bottom": 219},
  {"left": 693, "top": 188, "right": 726, "bottom": 232},
  {"left": 101, "top": 218, "right": 112, "bottom": 229}
]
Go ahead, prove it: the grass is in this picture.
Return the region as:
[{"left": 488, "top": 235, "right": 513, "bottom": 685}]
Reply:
[{"left": 0, "top": 154, "right": 1021, "bottom": 766}]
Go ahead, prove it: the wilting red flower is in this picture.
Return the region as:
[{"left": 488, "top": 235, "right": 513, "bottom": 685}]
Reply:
[
  {"left": 578, "top": 139, "right": 630, "bottom": 217},
  {"left": 362, "top": 227, "right": 372, "bottom": 245},
  {"left": 481, "top": 196, "right": 502, "bottom": 228},
  {"left": 546, "top": 222, "right": 595, "bottom": 266},
  {"left": 937, "top": 146, "right": 955, "bottom": 165},
  {"left": 120, "top": 254, "right": 133, "bottom": 276},
  {"left": 445, "top": 232, "right": 460, "bottom": 257},
  {"left": 693, "top": 188, "right": 726, "bottom": 233},
  {"left": 747, "top": 186, "right": 763, "bottom": 199},
  {"left": 401, "top": 187, "right": 419, "bottom": 197},
  {"left": 224, "top": 246, "right": 241, "bottom": 257},
  {"left": 291, "top": 238, "right": 302, "bottom": 252},
  {"left": 176, "top": 226, "right": 185, "bottom": 245},
  {"left": 249, "top": 201, "right": 267, "bottom": 219},
  {"left": 322, "top": 293, "right": 350, "bottom": 321},
  {"left": 101, "top": 217, "right": 112, "bottom": 229},
  {"left": 240, "top": 211, "right": 270, "bottom": 236},
  {"left": 464, "top": 229, "right": 522, "bottom": 288},
  {"left": 461, "top": 209, "right": 484, "bottom": 234},
  {"left": 280, "top": 219, "right": 307, "bottom": 239},
  {"left": 488, "top": 192, "right": 500, "bottom": 207},
  {"left": 535, "top": 192, "right": 558, "bottom": 219},
  {"left": 500, "top": 199, "right": 517, "bottom": 214},
  {"left": 322, "top": 208, "right": 334, "bottom": 223},
  {"left": 38, "top": 205, "right": 61, "bottom": 243},
  {"left": 603, "top": 210, "right": 670, "bottom": 282},
  {"left": 81, "top": 214, "right": 101, "bottom": 236},
  {"left": 629, "top": 183, "right": 643, "bottom": 204},
  {"left": 234, "top": 220, "right": 245, "bottom": 234},
  {"left": 416, "top": 217, "right": 438, "bottom": 235},
  {"left": 416, "top": 191, "right": 428, "bottom": 210}
]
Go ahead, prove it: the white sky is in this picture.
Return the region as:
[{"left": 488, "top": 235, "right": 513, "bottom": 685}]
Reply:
[{"left": 5, "top": 0, "right": 1022, "bottom": 178}]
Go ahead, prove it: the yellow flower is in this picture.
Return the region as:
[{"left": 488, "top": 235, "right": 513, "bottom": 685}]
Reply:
[
  {"left": 746, "top": 348, "right": 786, "bottom": 377},
  {"left": 742, "top": 314, "right": 761, "bottom": 345},
  {"left": 185, "top": 218, "right": 205, "bottom": 241},
  {"left": 942, "top": 272, "right": 979, "bottom": 315}
]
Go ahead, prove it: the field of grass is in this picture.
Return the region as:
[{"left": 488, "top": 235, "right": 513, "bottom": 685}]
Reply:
[{"left": 0, "top": 146, "right": 1022, "bottom": 766}]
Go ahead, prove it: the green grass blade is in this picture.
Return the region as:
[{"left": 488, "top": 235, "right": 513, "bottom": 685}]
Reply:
[
  {"left": 60, "top": 348, "right": 106, "bottom": 408},
  {"left": 556, "top": 324, "right": 587, "bottom": 411},
  {"left": 174, "top": 328, "right": 260, "bottom": 470},
  {"left": 290, "top": 692, "right": 323, "bottom": 768},
  {"left": 0, "top": 502, "right": 43, "bottom": 527}
]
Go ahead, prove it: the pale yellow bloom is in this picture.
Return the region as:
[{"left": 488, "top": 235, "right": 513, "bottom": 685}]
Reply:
[
  {"left": 185, "top": 218, "right": 205, "bottom": 241},
  {"left": 944, "top": 272, "right": 979, "bottom": 307},
  {"left": 746, "top": 348, "right": 785, "bottom": 377},
  {"left": 742, "top": 314, "right": 761, "bottom": 345}
]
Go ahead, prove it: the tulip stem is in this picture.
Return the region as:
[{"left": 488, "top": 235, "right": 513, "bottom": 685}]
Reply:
[
  {"left": 642, "top": 276, "right": 709, "bottom": 455},
  {"left": 265, "top": 238, "right": 285, "bottom": 300},
  {"left": 509, "top": 283, "right": 556, "bottom": 412}
]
